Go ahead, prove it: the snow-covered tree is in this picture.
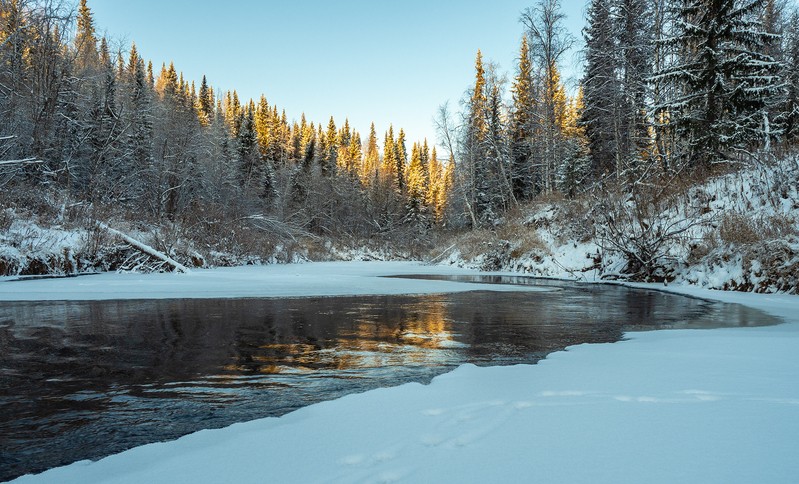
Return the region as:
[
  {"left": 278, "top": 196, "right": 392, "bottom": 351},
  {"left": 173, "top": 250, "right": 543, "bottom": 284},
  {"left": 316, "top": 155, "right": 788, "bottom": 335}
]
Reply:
[
  {"left": 582, "top": 0, "right": 618, "bottom": 178},
  {"left": 510, "top": 36, "right": 535, "bottom": 201},
  {"left": 783, "top": 9, "right": 799, "bottom": 143},
  {"left": 655, "top": 0, "right": 785, "bottom": 168}
]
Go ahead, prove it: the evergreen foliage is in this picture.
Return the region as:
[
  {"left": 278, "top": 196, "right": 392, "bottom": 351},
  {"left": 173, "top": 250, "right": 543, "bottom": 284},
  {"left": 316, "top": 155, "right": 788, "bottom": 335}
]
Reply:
[{"left": 654, "top": 0, "right": 785, "bottom": 167}]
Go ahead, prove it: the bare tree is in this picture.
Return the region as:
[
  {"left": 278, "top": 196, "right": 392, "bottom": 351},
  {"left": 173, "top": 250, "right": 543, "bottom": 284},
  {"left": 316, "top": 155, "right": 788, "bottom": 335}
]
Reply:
[{"left": 520, "top": 0, "right": 574, "bottom": 194}]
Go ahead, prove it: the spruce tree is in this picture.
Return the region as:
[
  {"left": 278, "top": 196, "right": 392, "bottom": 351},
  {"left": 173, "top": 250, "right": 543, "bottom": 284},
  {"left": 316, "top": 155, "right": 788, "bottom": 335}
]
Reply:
[
  {"left": 405, "top": 142, "right": 429, "bottom": 225},
  {"left": 74, "top": 0, "right": 98, "bottom": 73},
  {"left": 382, "top": 126, "right": 397, "bottom": 186},
  {"left": 510, "top": 37, "right": 535, "bottom": 200},
  {"left": 323, "top": 116, "right": 337, "bottom": 176},
  {"left": 361, "top": 122, "right": 380, "bottom": 184},
  {"left": 348, "top": 131, "right": 362, "bottom": 179},
  {"left": 657, "top": 0, "right": 785, "bottom": 167},
  {"left": 197, "top": 75, "right": 214, "bottom": 127},
  {"left": 394, "top": 128, "right": 407, "bottom": 191},
  {"left": 617, "top": 0, "right": 653, "bottom": 177},
  {"left": 126, "top": 51, "right": 153, "bottom": 198},
  {"left": 783, "top": 10, "right": 799, "bottom": 143},
  {"left": 582, "top": 0, "right": 619, "bottom": 178}
]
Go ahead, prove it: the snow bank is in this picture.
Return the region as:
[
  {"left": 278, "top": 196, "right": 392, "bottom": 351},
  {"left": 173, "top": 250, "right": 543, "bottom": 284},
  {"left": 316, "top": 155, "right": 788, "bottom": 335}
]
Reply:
[
  {"left": 0, "top": 215, "right": 86, "bottom": 275},
  {"left": 9, "top": 263, "right": 799, "bottom": 484},
  {"left": 445, "top": 156, "right": 799, "bottom": 293}
]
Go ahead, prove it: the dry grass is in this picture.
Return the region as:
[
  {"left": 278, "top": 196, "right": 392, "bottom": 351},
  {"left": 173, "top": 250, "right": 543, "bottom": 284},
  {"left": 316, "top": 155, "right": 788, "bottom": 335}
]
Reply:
[
  {"left": 496, "top": 224, "right": 546, "bottom": 258},
  {"left": 442, "top": 222, "right": 545, "bottom": 263},
  {"left": 718, "top": 212, "right": 799, "bottom": 246}
]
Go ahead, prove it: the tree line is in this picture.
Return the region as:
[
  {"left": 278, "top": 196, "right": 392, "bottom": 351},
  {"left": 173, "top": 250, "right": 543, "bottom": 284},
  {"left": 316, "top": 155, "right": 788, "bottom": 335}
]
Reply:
[
  {"left": 0, "top": 0, "right": 452, "bottom": 255},
  {"left": 444, "top": 0, "right": 799, "bottom": 228},
  {"left": 3, "top": 0, "right": 798, "bottom": 253}
]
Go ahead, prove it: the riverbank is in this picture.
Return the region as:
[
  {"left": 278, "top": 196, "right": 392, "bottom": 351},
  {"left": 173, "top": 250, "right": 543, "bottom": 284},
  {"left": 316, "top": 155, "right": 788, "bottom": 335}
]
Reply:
[{"left": 7, "top": 261, "right": 799, "bottom": 483}]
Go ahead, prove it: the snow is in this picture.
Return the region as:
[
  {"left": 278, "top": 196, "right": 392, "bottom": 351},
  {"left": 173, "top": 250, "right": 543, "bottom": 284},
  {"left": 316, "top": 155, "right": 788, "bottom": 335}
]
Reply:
[
  {"left": 8, "top": 261, "right": 799, "bottom": 484},
  {"left": 445, "top": 156, "right": 799, "bottom": 292},
  {"left": 0, "top": 261, "right": 545, "bottom": 301}
]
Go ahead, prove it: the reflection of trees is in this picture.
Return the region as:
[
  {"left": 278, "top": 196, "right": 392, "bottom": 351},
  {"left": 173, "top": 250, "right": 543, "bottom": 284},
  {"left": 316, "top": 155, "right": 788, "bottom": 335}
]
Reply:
[
  {"left": 335, "top": 297, "right": 456, "bottom": 367},
  {"left": 226, "top": 296, "right": 458, "bottom": 373}
]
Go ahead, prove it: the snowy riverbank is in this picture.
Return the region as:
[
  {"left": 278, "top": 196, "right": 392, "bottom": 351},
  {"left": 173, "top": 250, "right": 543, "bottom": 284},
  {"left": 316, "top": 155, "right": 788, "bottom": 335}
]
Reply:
[{"left": 8, "top": 262, "right": 799, "bottom": 483}]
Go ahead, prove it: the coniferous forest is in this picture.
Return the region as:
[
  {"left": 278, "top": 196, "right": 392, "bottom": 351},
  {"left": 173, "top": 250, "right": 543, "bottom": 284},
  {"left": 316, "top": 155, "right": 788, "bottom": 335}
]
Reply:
[{"left": 2, "top": 0, "right": 798, "bottom": 287}]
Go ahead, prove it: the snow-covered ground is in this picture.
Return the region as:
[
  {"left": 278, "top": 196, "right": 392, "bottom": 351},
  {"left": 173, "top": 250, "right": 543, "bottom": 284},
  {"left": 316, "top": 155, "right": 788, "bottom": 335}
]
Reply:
[
  {"left": 8, "top": 261, "right": 799, "bottom": 484},
  {"left": 445, "top": 156, "right": 799, "bottom": 293}
]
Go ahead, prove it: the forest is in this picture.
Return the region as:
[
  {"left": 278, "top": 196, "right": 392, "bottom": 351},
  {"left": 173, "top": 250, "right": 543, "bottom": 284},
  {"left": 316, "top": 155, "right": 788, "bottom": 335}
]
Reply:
[{"left": 1, "top": 0, "right": 798, "bottom": 289}]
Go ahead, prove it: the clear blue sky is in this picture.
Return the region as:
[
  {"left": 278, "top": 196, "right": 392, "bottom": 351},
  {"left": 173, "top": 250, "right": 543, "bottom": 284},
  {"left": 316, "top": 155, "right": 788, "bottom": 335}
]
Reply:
[{"left": 88, "top": 0, "right": 587, "bottom": 149}]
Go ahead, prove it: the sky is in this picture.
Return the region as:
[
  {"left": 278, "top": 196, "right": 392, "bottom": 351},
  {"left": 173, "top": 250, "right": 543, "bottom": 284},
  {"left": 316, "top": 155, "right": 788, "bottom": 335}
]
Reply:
[{"left": 87, "top": 0, "right": 587, "bottom": 150}]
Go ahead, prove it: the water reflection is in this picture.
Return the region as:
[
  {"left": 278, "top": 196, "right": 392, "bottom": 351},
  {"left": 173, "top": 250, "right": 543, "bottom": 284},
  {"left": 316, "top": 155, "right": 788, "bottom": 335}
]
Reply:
[{"left": 0, "top": 280, "right": 779, "bottom": 481}]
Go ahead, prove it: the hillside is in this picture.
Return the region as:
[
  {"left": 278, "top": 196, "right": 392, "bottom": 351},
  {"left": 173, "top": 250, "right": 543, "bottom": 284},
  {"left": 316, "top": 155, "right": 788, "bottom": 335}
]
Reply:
[{"left": 440, "top": 155, "right": 799, "bottom": 294}]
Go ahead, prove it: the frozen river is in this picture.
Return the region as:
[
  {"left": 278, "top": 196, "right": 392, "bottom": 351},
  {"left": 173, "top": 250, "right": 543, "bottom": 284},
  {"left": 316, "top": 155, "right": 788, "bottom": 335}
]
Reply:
[{"left": 0, "top": 275, "right": 777, "bottom": 481}]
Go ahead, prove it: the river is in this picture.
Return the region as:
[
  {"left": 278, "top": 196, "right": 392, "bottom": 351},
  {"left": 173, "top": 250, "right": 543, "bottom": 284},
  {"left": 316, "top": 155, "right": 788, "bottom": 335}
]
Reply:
[{"left": 0, "top": 275, "right": 777, "bottom": 481}]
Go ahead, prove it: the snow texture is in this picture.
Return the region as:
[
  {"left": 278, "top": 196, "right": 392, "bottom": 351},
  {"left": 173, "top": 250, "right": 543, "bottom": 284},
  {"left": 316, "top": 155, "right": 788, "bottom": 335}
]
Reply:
[{"left": 8, "top": 261, "right": 799, "bottom": 484}]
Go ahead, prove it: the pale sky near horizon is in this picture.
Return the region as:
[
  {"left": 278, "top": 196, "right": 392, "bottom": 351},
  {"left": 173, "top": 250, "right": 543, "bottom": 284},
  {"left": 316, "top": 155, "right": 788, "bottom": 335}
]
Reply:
[{"left": 88, "top": 0, "right": 587, "bottom": 150}]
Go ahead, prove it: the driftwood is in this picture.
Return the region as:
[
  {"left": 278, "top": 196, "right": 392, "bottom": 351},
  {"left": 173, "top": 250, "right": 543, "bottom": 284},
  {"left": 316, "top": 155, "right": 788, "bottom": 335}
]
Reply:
[
  {"left": 0, "top": 158, "right": 43, "bottom": 166},
  {"left": 97, "top": 222, "right": 190, "bottom": 273}
]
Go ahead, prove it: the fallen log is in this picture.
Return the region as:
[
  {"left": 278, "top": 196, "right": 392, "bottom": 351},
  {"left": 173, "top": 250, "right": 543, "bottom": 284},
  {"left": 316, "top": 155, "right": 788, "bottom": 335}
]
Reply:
[{"left": 97, "top": 222, "right": 190, "bottom": 274}]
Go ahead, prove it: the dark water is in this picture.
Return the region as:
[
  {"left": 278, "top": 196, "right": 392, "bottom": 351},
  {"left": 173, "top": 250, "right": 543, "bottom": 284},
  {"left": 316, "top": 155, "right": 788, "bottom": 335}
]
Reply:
[{"left": 0, "top": 276, "right": 778, "bottom": 481}]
